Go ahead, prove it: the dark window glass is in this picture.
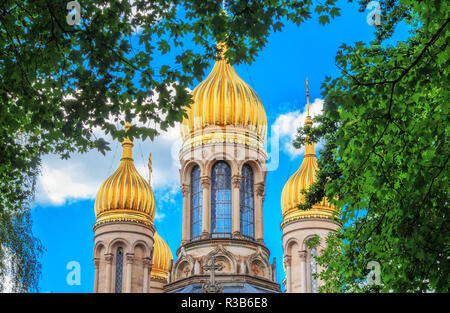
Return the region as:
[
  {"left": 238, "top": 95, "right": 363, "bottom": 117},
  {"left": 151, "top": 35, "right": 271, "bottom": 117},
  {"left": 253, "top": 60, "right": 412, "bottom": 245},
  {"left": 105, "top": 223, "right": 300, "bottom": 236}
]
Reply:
[
  {"left": 115, "top": 247, "right": 123, "bottom": 293},
  {"left": 190, "top": 165, "right": 203, "bottom": 240},
  {"left": 310, "top": 247, "right": 318, "bottom": 293},
  {"left": 211, "top": 161, "right": 232, "bottom": 238},
  {"left": 240, "top": 164, "right": 254, "bottom": 239}
]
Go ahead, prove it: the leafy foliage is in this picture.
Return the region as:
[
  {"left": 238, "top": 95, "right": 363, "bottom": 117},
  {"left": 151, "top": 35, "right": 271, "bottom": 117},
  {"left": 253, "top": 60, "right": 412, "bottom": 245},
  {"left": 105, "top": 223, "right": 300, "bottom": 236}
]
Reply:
[
  {"left": 294, "top": 0, "right": 449, "bottom": 292},
  {"left": 0, "top": 0, "right": 344, "bottom": 292}
]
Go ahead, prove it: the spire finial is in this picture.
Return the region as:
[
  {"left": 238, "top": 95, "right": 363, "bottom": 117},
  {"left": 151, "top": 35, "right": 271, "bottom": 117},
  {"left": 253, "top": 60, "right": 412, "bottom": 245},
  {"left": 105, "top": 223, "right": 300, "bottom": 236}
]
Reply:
[
  {"left": 121, "top": 122, "right": 134, "bottom": 160},
  {"left": 125, "top": 121, "right": 131, "bottom": 132},
  {"left": 306, "top": 78, "right": 310, "bottom": 116},
  {"left": 222, "top": 0, "right": 225, "bottom": 11},
  {"left": 148, "top": 152, "right": 152, "bottom": 186},
  {"left": 304, "top": 78, "right": 314, "bottom": 155}
]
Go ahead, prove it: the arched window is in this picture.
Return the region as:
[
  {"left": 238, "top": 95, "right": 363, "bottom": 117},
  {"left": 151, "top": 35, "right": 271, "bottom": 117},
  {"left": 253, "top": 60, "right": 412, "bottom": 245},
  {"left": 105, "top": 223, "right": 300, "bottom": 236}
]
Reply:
[
  {"left": 310, "top": 247, "right": 318, "bottom": 293},
  {"left": 115, "top": 247, "right": 124, "bottom": 293},
  {"left": 190, "top": 165, "right": 202, "bottom": 241},
  {"left": 240, "top": 164, "right": 254, "bottom": 239},
  {"left": 211, "top": 161, "right": 232, "bottom": 238}
]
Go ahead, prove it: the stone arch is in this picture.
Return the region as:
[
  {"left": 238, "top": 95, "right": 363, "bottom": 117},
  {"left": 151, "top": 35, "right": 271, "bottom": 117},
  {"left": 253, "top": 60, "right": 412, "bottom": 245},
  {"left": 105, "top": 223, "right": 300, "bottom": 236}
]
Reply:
[
  {"left": 131, "top": 240, "right": 152, "bottom": 258},
  {"left": 205, "top": 244, "right": 237, "bottom": 274},
  {"left": 302, "top": 234, "right": 319, "bottom": 251},
  {"left": 180, "top": 159, "right": 204, "bottom": 186},
  {"left": 94, "top": 241, "right": 107, "bottom": 259},
  {"left": 172, "top": 247, "right": 195, "bottom": 280},
  {"left": 176, "top": 260, "right": 193, "bottom": 280},
  {"left": 204, "top": 152, "right": 238, "bottom": 177},
  {"left": 238, "top": 160, "right": 265, "bottom": 184},
  {"left": 284, "top": 237, "right": 300, "bottom": 257},
  {"left": 247, "top": 247, "right": 271, "bottom": 280},
  {"left": 107, "top": 237, "right": 130, "bottom": 254},
  {"left": 302, "top": 234, "right": 321, "bottom": 293}
]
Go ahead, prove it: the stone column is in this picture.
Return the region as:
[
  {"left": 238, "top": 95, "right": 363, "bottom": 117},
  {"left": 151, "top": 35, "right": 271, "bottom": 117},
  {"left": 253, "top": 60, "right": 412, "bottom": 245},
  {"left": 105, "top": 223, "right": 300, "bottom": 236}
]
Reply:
[
  {"left": 200, "top": 176, "right": 211, "bottom": 239},
  {"left": 231, "top": 175, "right": 242, "bottom": 238},
  {"left": 255, "top": 182, "right": 265, "bottom": 242},
  {"left": 284, "top": 255, "right": 292, "bottom": 293},
  {"left": 104, "top": 254, "right": 113, "bottom": 293},
  {"left": 142, "top": 257, "right": 152, "bottom": 293},
  {"left": 93, "top": 258, "right": 100, "bottom": 293},
  {"left": 299, "top": 251, "right": 307, "bottom": 293},
  {"left": 125, "top": 253, "right": 134, "bottom": 293},
  {"left": 181, "top": 184, "right": 190, "bottom": 243}
]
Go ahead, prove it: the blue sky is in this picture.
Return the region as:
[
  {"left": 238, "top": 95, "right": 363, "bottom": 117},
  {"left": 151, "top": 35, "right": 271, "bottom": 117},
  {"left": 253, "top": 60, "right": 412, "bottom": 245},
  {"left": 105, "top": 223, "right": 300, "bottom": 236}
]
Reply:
[{"left": 31, "top": 1, "right": 409, "bottom": 293}]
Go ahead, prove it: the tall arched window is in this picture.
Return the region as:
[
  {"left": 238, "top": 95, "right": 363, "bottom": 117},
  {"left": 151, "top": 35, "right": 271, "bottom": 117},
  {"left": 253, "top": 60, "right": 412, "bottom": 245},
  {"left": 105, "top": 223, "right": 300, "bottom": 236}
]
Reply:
[
  {"left": 240, "top": 164, "right": 254, "bottom": 239},
  {"left": 190, "top": 165, "right": 202, "bottom": 241},
  {"left": 310, "top": 247, "right": 318, "bottom": 293},
  {"left": 115, "top": 247, "right": 124, "bottom": 293},
  {"left": 211, "top": 161, "right": 232, "bottom": 238}
]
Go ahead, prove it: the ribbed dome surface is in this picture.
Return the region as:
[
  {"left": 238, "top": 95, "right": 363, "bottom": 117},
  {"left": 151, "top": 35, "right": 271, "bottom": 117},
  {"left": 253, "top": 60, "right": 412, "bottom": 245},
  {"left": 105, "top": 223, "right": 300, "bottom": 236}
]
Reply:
[
  {"left": 151, "top": 232, "right": 172, "bottom": 281},
  {"left": 181, "top": 55, "right": 267, "bottom": 142},
  {"left": 94, "top": 124, "right": 155, "bottom": 226},
  {"left": 280, "top": 116, "right": 335, "bottom": 223}
]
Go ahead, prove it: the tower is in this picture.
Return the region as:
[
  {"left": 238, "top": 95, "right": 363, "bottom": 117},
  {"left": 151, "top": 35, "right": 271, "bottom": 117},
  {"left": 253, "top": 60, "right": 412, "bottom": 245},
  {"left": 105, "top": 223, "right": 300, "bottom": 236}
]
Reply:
[
  {"left": 164, "top": 39, "right": 280, "bottom": 292},
  {"left": 280, "top": 79, "right": 340, "bottom": 293},
  {"left": 93, "top": 123, "right": 156, "bottom": 293},
  {"left": 150, "top": 232, "right": 172, "bottom": 292}
]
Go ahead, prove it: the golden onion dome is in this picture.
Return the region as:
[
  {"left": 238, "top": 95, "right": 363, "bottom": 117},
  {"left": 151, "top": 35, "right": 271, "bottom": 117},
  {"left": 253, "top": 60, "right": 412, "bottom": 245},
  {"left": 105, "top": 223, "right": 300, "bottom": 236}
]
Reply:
[
  {"left": 94, "top": 123, "right": 155, "bottom": 226},
  {"left": 151, "top": 232, "right": 173, "bottom": 281},
  {"left": 180, "top": 43, "right": 267, "bottom": 147},
  {"left": 280, "top": 80, "right": 335, "bottom": 224}
]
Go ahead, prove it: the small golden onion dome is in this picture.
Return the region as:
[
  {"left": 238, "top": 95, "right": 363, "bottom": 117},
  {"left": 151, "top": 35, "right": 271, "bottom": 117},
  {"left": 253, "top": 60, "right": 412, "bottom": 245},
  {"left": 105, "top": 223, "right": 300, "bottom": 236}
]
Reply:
[
  {"left": 151, "top": 232, "right": 173, "bottom": 281},
  {"left": 94, "top": 123, "right": 155, "bottom": 226},
  {"left": 281, "top": 80, "right": 335, "bottom": 224},
  {"left": 180, "top": 43, "right": 267, "bottom": 144}
]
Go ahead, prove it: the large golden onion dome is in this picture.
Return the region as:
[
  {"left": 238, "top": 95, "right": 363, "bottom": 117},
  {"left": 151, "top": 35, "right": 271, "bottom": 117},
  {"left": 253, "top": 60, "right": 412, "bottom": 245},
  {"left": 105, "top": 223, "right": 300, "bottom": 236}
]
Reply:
[
  {"left": 94, "top": 123, "right": 155, "bottom": 226},
  {"left": 151, "top": 232, "right": 173, "bottom": 281},
  {"left": 180, "top": 43, "right": 267, "bottom": 149},
  {"left": 280, "top": 80, "right": 335, "bottom": 224}
]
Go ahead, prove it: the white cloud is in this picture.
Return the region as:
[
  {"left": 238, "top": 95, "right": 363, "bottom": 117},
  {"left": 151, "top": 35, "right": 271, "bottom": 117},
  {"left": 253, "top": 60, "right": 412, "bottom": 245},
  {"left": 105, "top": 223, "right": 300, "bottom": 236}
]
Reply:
[
  {"left": 272, "top": 98, "right": 324, "bottom": 159},
  {"left": 35, "top": 122, "right": 182, "bottom": 213}
]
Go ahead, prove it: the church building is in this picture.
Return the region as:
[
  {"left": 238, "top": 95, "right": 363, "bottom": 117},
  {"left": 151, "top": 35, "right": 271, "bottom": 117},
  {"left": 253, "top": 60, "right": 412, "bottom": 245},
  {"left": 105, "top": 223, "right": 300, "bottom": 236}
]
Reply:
[{"left": 90, "top": 8, "right": 339, "bottom": 293}]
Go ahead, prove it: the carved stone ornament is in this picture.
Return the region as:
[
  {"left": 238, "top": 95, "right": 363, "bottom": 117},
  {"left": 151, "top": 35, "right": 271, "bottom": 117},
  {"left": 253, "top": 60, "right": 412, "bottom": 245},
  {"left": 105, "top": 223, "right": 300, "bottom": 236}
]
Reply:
[
  {"left": 200, "top": 176, "right": 211, "bottom": 188},
  {"left": 298, "top": 250, "right": 307, "bottom": 261},
  {"left": 143, "top": 257, "right": 152, "bottom": 269},
  {"left": 232, "top": 175, "right": 242, "bottom": 189},
  {"left": 255, "top": 183, "right": 265, "bottom": 197},
  {"left": 181, "top": 184, "right": 190, "bottom": 197},
  {"left": 201, "top": 147, "right": 210, "bottom": 159},
  {"left": 284, "top": 255, "right": 292, "bottom": 267},
  {"left": 126, "top": 253, "right": 135, "bottom": 264},
  {"left": 105, "top": 254, "right": 114, "bottom": 264}
]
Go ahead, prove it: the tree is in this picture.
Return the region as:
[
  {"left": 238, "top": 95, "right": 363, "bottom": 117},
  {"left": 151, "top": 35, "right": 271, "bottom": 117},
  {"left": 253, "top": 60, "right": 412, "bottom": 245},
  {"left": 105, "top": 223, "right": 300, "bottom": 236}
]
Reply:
[
  {"left": 0, "top": 0, "right": 344, "bottom": 292},
  {"left": 294, "top": 0, "right": 449, "bottom": 292}
]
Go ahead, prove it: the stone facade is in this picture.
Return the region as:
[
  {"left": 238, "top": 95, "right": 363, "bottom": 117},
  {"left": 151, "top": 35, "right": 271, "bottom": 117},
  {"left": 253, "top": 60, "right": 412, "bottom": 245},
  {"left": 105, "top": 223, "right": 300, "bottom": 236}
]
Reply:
[
  {"left": 164, "top": 126, "right": 280, "bottom": 292},
  {"left": 93, "top": 222, "right": 155, "bottom": 293},
  {"left": 281, "top": 218, "right": 339, "bottom": 293}
]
